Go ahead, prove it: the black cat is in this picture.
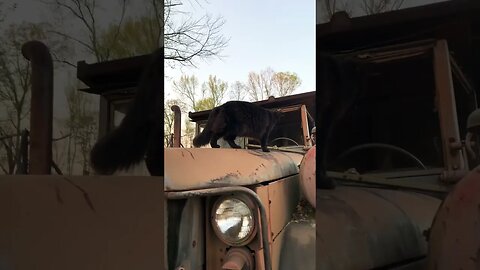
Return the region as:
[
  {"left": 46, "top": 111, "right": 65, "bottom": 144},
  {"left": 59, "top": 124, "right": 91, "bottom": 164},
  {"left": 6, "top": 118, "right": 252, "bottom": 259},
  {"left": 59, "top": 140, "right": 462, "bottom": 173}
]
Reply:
[
  {"left": 193, "top": 101, "right": 283, "bottom": 152},
  {"left": 316, "top": 52, "right": 364, "bottom": 189},
  {"left": 90, "top": 48, "right": 164, "bottom": 175}
]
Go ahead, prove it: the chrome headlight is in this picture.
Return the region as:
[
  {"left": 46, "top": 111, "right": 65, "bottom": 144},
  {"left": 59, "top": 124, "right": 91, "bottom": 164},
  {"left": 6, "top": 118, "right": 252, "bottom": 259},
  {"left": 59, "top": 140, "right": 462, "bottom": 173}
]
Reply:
[{"left": 211, "top": 195, "right": 257, "bottom": 246}]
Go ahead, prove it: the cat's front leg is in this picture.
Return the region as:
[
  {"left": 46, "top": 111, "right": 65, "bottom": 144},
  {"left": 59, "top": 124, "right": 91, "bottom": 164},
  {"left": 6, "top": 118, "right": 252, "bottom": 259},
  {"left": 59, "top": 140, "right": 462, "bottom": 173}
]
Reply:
[
  {"left": 260, "top": 135, "right": 270, "bottom": 152},
  {"left": 225, "top": 135, "right": 242, "bottom": 149},
  {"left": 210, "top": 134, "right": 221, "bottom": 148}
]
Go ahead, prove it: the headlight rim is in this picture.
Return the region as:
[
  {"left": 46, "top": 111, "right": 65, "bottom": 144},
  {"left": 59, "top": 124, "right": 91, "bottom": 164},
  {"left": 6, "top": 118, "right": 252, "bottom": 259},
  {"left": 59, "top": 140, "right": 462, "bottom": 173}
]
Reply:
[{"left": 211, "top": 194, "right": 258, "bottom": 247}]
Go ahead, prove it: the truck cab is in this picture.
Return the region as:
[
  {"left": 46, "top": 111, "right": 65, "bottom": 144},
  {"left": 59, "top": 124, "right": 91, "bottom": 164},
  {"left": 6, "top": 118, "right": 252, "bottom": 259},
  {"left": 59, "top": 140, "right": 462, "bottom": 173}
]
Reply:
[
  {"left": 316, "top": 0, "right": 480, "bottom": 269},
  {"left": 165, "top": 92, "right": 317, "bottom": 270}
]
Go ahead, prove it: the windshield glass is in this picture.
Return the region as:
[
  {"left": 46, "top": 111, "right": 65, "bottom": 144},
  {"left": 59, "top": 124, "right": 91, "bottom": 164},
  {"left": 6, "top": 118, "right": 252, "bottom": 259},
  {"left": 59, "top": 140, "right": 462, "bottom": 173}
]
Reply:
[{"left": 328, "top": 53, "right": 444, "bottom": 174}]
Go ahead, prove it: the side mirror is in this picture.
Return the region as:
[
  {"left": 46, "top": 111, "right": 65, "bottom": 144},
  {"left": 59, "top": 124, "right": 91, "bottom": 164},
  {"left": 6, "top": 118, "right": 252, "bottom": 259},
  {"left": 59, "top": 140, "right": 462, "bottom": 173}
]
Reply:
[{"left": 465, "top": 109, "right": 480, "bottom": 159}]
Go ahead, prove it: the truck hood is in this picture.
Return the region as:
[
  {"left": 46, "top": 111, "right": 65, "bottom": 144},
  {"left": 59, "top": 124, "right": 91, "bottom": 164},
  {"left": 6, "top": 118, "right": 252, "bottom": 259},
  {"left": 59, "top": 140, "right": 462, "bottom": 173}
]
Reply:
[{"left": 164, "top": 148, "right": 303, "bottom": 191}]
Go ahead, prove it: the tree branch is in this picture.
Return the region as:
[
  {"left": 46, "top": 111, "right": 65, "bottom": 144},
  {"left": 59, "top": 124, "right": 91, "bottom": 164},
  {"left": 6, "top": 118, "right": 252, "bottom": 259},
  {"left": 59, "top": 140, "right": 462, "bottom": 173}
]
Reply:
[{"left": 47, "top": 30, "right": 95, "bottom": 52}]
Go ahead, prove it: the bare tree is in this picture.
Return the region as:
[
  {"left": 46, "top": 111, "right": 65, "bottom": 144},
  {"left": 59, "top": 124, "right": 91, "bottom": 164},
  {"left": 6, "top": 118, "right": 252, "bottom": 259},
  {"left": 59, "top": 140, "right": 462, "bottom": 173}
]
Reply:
[
  {"left": 246, "top": 68, "right": 301, "bottom": 101},
  {"left": 42, "top": 0, "right": 168, "bottom": 174},
  {"left": 42, "top": 0, "right": 129, "bottom": 64},
  {"left": 0, "top": 128, "right": 15, "bottom": 174},
  {"left": 172, "top": 74, "right": 199, "bottom": 111},
  {"left": 246, "top": 68, "right": 275, "bottom": 102},
  {"left": 230, "top": 81, "right": 247, "bottom": 101},
  {"left": 172, "top": 74, "right": 227, "bottom": 112},
  {"left": 63, "top": 82, "right": 97, "bottom": 175},
  {"left": 360, "top": 0, "right": 405, "bottom": 15},
  {"left": 164, "top": 0, "right": 229, "bottom": 67}
]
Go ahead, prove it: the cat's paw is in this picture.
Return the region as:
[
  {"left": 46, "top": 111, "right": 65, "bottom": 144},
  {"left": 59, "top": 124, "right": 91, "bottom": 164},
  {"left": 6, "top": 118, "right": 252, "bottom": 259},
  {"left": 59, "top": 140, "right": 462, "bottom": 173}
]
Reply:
[{"left": 211, "top": 144, "right": 220, "bottom": 148}]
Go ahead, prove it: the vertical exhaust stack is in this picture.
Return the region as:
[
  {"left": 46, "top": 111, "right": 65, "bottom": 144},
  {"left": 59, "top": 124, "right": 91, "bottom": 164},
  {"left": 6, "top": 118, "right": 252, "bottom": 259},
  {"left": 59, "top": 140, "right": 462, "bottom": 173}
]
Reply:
[
  {"left": 171, "top": 105, "right": 181, "bottom": 147},
  {"left": 22, "top": 41, "right": 53, "bottom": 174}
]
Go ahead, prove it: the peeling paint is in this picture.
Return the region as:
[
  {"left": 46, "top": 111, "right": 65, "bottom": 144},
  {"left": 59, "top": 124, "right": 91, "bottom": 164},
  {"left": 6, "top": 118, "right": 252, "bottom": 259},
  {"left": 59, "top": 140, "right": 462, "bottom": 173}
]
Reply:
[
  {"left": 164, "top": 148, "right": 303, "bottom": 191},
  {"left": 209, "top": 173, "right": 240, "bottom": 185}
]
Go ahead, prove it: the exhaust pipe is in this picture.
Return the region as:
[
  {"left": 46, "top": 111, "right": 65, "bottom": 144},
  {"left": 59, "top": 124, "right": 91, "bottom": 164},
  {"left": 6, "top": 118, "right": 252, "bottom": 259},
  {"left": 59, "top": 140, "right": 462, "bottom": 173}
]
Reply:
[{"left": 22, "top": 41, "right": 53, "bottom": 174}]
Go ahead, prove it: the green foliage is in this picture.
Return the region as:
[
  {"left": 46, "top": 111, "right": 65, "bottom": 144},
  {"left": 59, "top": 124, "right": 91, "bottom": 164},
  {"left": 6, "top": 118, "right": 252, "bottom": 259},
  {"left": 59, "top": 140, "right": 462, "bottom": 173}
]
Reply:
[
  {"left": 97, "top": 16, "right": 161, "bottom": 60},
  {"left": 183, "top": 117, "right": 195, "bottom": 147},
  {"left": 195, "top": 97, "right": 215, "bottom": 112},
  {"left": 201, "top": 75, "right": 227, "bottom": 109},
  {"left": 246, "top": 67, "right": 302, "bottom": 101},
  {"left": 272, "top": 71, "right": 301, "bottom": 97},
  {"left": 173, "top": 74, "right": 228, "bottom": 112}
]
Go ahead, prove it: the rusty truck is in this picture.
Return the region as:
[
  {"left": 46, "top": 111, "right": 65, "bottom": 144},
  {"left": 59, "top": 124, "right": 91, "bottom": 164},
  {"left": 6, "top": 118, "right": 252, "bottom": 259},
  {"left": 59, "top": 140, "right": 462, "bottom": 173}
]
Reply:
[
  {"left": 3, "top": 1, "right": 480, "bottom": 269},
  {"left": 316, "top": 0, "right": 480, "bottom": 269}
]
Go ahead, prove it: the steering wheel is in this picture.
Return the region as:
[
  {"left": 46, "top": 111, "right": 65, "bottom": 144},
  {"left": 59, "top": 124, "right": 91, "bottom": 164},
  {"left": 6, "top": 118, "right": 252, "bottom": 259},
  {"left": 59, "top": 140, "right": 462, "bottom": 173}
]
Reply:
[
  {"left": 269, "top": 137, "right": 300, "bottom": 147},
  {"left": 334, "top": 143, "right": 427, "bottom": 170}
]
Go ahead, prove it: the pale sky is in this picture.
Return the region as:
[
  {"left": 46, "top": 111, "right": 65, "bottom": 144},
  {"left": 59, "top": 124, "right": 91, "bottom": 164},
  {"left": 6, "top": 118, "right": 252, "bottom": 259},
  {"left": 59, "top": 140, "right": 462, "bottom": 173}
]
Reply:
[
  {"left": 2, "top": 0, "right": 450, "bottom": 118},
  {"left": 165, "top": 0, "right": 449, "bottom": 104},
  {"left": 165, "top": 0, "right": 316, "bottom": 102}
]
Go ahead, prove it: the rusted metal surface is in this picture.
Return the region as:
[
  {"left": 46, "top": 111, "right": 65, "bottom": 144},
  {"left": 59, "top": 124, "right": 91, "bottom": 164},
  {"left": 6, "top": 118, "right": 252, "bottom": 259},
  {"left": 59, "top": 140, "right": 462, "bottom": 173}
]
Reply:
[
  {"left": 317, "top": 0, "right": 480, "bottom": 52},
  {"left": 204, "top": 195, "right": 230, "bottom": 270},
  {"left": 300, "top": 146, "right": 316, "bottom": 208},
  {"left": 196, "top": 175, "right": 300, "bottom": 270},
  {"left": 317, "top": 1, "right": 480, "bottom": 113},
  {"left": 22, "top": 41, "right": 53, "bottom": 175},
  {"left": 426, "top": 165, "right": 480, "bottom": 270},
  {"left": 450, "top": 55, "right": 477, "bottom": 107},
  {"left": 263, "top": 175, "right": 299, "bottom": 250},
  {"left": 0, "top": 175, "right": 164, "bottom": 270},
  {"left": 433, "top": 40, "right": 468, "bottom": 178},
  {"left": 171, "top": 105, "right": 181, "bottom": 148},
  {"left": 253, "top": 175, "right": 301, "bottom": 270},
  {"left": 327, "top": 170, "right": 450, "bottom": 194},
  {"left": 279, "top": 221, "right": 315, "bottom": 270},
  {"left": 439, "top": 170, "right": 469, "bottom": 184},
  {"left": 167, "top": 186, "right": 273, "bottom": 270},
  {"left": 317, "top": 186, "right": 441, "bottom": 269},
  {"left": 222, "top": 247, "right": 254, "bottom": 270},
  {"left": 164, "top": 148, "right": 303, "bottom": 191},
  {"left": 300, "top": 105, "right": 312, "bottom": 147},
  {"left": 77, "top": 54, "right": 151, "bottom": 95},
  {"left": 170, "top": 198, "right": 204, "bottom": 270}
]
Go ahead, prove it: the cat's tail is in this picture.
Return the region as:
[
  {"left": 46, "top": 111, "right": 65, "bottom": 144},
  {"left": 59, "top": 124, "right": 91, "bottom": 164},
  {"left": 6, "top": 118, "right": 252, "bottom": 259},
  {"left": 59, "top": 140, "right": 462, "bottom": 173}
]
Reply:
[
  {"left": 192, "top": 107, "right": 219, "bottom": 147},
  {"left": 90, "top": 48, "right": 163, "bottom": 175}
]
